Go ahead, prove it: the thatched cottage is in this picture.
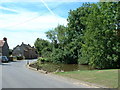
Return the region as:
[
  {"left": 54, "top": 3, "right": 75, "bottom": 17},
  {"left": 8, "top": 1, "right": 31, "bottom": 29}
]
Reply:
[{"left": 12, "top": 42, "right": 38, "bottom": 59}]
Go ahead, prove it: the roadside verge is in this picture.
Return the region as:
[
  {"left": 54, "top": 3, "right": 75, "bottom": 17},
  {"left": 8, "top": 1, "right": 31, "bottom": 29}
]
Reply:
[{"left": 26, "top": 63, "right": 108, "bottom": 88}]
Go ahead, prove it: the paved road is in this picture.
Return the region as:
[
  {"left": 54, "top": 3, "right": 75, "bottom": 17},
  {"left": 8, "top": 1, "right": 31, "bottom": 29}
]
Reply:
[{"left": 2, "top": 60, "right": 89, "bottom": 88}]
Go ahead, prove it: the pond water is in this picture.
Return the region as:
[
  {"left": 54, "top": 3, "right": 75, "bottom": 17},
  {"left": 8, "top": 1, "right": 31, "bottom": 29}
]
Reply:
[{"left": 38, "top": 62, "right": 93, "bottom": 72}]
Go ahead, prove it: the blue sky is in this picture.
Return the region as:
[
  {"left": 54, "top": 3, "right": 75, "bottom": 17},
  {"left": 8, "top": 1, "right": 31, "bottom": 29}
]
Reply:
[{"left": 0, "top": 0, "right": 99, "bottom": 49}]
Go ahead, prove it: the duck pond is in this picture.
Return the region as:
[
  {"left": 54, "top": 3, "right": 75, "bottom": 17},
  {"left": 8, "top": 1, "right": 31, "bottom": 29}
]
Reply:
[{"left": 29, "top": 62, "right": 93, "bottom": 72}]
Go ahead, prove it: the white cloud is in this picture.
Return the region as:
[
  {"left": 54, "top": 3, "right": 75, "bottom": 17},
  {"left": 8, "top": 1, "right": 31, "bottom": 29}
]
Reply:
[
  {"left": 0, "top": 12, "right": 67, "bottom": 31},
  {"left": 1, "top": 0, "right": 99, "bottom": 2},
  {"left": 0, "top": 6, "right": 67, "bottom": 30},
  {"left": 0, "top": 6, "right": 18, "bottom": 13},
  {"left": 0, "top": 6, "right": 67, "bottom": 49}
]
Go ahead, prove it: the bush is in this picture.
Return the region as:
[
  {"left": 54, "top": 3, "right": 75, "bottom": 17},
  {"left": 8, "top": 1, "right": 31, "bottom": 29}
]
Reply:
[
  {"left": 48, "top": 48, "right": 78, "bottom": 64},
  {"left": 38, "top": 57, "right": 47, "bottom": 63},
  {"left": 17, "top": 56, "right": 23, "bottom": 60}
]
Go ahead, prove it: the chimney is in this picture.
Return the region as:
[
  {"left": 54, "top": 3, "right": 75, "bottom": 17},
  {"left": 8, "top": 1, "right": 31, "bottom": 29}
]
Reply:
[{"left": 3, "top": 37, "right": 7, "bottom": 41}]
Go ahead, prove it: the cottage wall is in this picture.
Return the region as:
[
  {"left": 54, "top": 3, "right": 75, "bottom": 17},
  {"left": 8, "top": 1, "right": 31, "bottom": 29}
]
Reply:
[
  {"left": 24, "top": 50, "right": 30, "bottom": 59},
  {"left": 24, "top": 49, "right": 37, "bottom": 59},
  {"left": 12, "top": 46, "right": 22, "bottom": 56},
  {"left": 31, "top": 49, "right": 38, "bottom": 59},
  {"left": 2, "top": 42, "right": 9, "bottom": 57},
  {"left": 0, "top": 47, "right": 2, "bottom": 56}
]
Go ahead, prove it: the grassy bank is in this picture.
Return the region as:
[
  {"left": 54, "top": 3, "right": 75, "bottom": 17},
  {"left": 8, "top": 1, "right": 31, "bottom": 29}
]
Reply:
[{"left": 55, "top": 69, "right": 119, "bottom": 88}]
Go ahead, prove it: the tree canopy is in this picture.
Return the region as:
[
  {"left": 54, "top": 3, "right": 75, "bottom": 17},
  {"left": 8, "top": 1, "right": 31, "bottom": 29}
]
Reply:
[{"left": 34, "top": 2, "right": 120, "bottom": 69}]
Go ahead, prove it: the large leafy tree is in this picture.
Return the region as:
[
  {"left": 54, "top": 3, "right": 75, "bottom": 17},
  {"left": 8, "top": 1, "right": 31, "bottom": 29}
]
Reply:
[{"left": 80, "top": 2, "right": 120, "bottom": 69}]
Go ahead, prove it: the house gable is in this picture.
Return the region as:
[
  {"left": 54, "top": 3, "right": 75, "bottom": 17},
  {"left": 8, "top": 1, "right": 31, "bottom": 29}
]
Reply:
[
  {"left": 2, "top": 41, "right": 9, "bottom": 57},
  {"left": 12, "top": 42, "right": 38, "bottom": 59},
  {"left": 0, "top": 37, "right": 9, "bottom": 57}
]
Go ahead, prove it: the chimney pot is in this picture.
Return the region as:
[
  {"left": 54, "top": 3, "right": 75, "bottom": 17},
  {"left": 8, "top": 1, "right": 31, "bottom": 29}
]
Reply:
[{"left": 3, "top": 37, "right": 7, "bottom": 41}]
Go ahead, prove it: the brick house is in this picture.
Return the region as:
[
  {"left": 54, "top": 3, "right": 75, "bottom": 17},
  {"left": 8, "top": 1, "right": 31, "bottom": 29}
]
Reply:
[
  {"left": 0, "top": 37, "right": 9, "bottom": 57},
  {"left": 12, "top": 42, "right": 38, "bottom": 59}
]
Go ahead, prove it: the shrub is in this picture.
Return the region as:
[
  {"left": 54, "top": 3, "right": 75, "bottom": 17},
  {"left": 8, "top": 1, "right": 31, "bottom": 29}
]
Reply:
[
  {"left": 17, "top": 56, "right": 23, "bottom": 60},
  {"left": 38, "top": 57, "right": 47, "bottom": 63}
]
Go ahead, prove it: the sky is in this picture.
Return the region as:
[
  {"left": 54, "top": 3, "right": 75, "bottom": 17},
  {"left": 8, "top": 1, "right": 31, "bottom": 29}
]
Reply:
[{"left": 0, "top": 0, "right": 99, "bottom": 49}]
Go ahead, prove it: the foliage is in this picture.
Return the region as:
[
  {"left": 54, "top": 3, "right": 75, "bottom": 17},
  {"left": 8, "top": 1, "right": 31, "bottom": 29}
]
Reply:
[
  {"left": 37, "top": 57, "right": 47, "bottom": 63},
  {"left": 34, "top": 38, "right": 51, "bottom": 56},
  {"left": 34, "top": 2, "right": 120, "bottom": 69},
  {"left": 16, "top": 56, "right": 23, "bottom": 60},
  {"left": 79, "top": 2, "right": 120, "bottom": 69},
  {"left": 9, "top": 49, "right": 13, "bottom": 56}
]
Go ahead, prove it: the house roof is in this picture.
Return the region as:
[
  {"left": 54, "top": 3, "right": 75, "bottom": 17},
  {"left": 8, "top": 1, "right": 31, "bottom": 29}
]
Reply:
[
  {"left": 0, "top": 40, "right": 5, "bottom": 47},
  {"left": 21, "top": 43, "right": 32, "bottom": 50},
  {"left": 13, "top": 43, "right": 36, "bottom": 52}
]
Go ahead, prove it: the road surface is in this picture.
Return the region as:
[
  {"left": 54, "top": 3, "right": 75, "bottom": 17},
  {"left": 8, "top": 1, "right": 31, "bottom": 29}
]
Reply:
[{"left": 2, "top": 60, "right": 90, "bottom": 88}]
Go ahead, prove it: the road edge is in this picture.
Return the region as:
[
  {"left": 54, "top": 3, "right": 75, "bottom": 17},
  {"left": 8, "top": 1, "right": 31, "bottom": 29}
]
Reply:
[{"left": 25, "top": 63, "right": 108, "bottom": 88}]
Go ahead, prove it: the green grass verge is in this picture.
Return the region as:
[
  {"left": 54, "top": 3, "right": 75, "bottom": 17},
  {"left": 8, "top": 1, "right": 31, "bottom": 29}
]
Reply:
[{"left": 55, "top": 69, "right": 119, "bottom": 88}]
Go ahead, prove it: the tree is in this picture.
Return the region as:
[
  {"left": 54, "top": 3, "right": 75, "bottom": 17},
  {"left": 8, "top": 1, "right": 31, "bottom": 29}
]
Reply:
[
  {"left": 35, "top": 2, "right": 120, "bottom": 69},
  {"left": 34, "top": 38, "right": 50, "bottom": 56},
  {"left": 80, "top": 2, "right": 120, "bottom": 69}
]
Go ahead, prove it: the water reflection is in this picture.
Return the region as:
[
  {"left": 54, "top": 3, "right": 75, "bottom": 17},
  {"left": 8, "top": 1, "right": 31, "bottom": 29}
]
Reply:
[{"left": 40, "top": 62, "right": 92, "bottom": 72}]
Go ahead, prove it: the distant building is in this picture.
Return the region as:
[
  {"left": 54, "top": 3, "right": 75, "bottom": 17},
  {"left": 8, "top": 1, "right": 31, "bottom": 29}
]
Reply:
[
  {"left": 12, "top": 42, "right": 38, "bottom": 59},
  {"left": 0, "top": 37, "right": 9, "bottom": 57}
]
